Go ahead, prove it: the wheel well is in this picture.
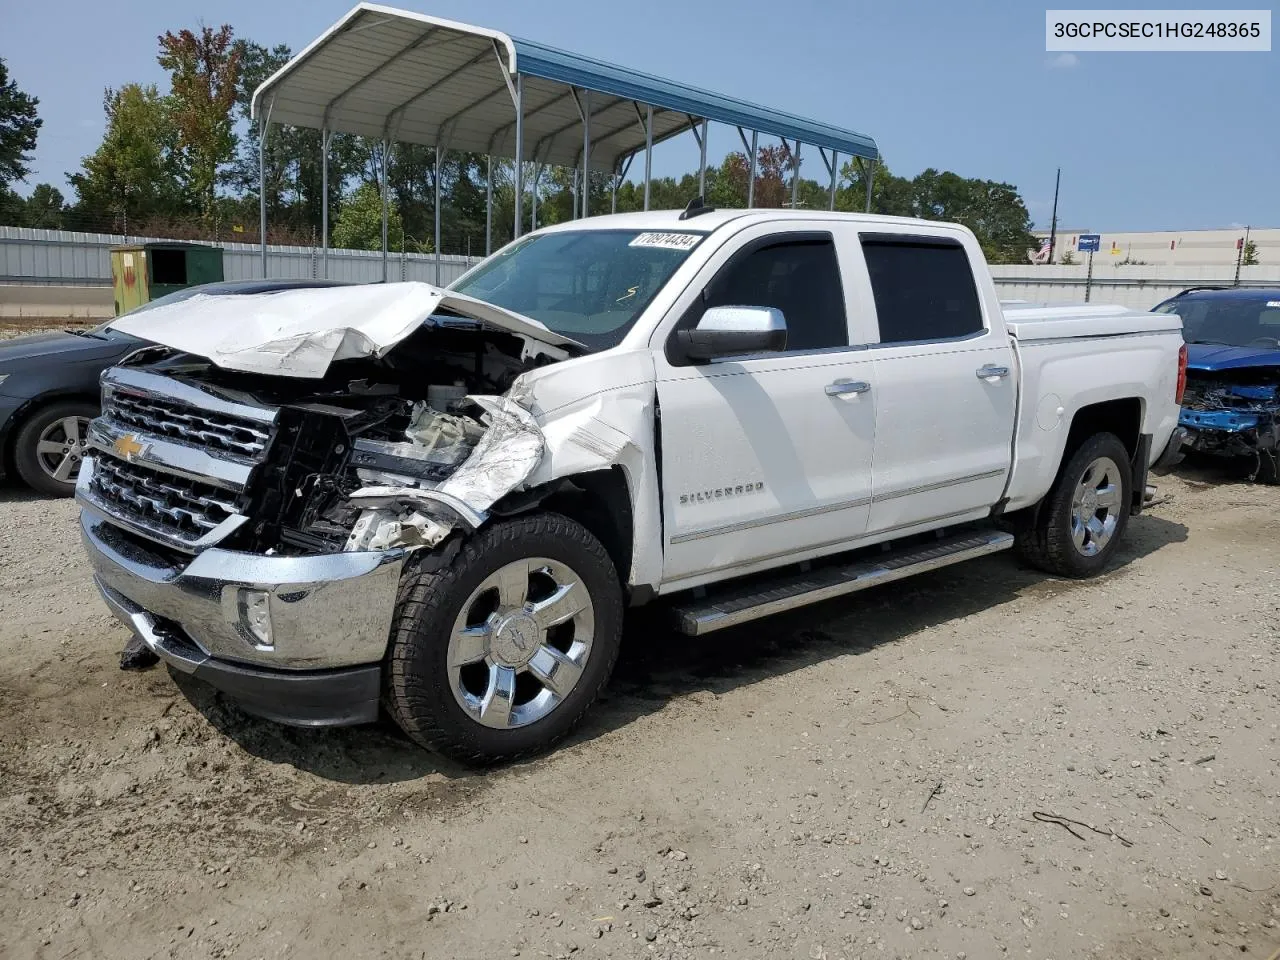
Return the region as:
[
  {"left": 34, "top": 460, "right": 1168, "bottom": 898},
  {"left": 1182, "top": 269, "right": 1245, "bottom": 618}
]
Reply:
[
  {"left": 541, "top": 467, "right": 634, "bottom": 588},
  {"left": 1065, "top": 397, "right": 1142, "bottom": 461}
]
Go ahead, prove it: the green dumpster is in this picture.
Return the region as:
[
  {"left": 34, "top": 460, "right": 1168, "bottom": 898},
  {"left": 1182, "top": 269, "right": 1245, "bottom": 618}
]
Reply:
[{"left": 111, "top": 242, "right": 224, "bottom": 316}]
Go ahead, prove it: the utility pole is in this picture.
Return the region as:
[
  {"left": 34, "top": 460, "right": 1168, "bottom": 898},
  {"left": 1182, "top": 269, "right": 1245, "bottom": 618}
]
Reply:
[
  {"left": 1047, "top": 167, "right": 1061, "bottom": 265},
  {"left": 1235, "top": 225, "right": 1251, "bottom": 285}
]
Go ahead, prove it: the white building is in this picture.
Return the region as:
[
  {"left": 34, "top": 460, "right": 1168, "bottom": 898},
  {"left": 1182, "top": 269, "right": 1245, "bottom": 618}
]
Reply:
[{"left": 1031, "top": 227, "right": 1278, "bottom": 267}]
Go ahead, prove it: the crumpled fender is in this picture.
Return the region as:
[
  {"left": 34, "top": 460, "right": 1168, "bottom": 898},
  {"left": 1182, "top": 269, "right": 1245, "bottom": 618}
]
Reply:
[{"left": 343, "top": 349, "right": 663, "bottom": 589}]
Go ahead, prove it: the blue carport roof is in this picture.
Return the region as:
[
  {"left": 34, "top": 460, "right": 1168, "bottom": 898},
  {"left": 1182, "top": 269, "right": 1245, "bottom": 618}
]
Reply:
[{"left": 252, "top": 3, "right": 879, "bottom": 174}]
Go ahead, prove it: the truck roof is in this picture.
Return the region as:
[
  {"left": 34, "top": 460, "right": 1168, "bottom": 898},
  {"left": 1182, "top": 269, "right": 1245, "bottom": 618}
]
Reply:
[{"left": 532, "top": 208, "right": 971, "bottom": 236}]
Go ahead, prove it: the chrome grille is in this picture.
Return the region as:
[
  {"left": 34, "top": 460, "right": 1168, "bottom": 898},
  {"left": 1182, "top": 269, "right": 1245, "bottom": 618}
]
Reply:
[
  {"left": 105, "top": 389, "right": 272, "bottom": 458},
  {"left": 87, "top": 453, "right": 241, "bottom": 548}
]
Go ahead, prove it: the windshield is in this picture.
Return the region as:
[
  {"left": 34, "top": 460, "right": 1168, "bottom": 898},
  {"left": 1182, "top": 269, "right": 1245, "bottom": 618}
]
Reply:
[
  {"left": 1155, "top": 295, "right": 1280, "bottom": 348},
  {"left": 448, "top": 229, "right": 706, "bottom": 350}
]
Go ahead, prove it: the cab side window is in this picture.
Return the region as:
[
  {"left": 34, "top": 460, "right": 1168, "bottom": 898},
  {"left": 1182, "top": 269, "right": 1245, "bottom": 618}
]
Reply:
[
  {"left": 861, "top": 237, "right": 984, "bottom": 344},
  {"left": 696, "top": 235, "right": 849, "bottom": 353}
]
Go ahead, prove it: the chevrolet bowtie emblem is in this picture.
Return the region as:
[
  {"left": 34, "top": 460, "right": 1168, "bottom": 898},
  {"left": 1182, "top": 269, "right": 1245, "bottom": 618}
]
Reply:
[{"left": 113, "top": 433, "right": 146, "bottom": 461}]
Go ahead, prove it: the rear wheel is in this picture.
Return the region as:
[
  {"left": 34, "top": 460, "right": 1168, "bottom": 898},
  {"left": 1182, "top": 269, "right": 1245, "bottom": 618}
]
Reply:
[
  {"left": 13, "top": 400, "right": 98, "bottom": 497},
  {"left": 1016, "top": 432, "right": 1132, "bottom": 578},
  {"left": 384, "top": 512, "right": 623, "bottom": 765},
  {"left": 1252, "top": 449, "right": 1279, "bottom": 485}
]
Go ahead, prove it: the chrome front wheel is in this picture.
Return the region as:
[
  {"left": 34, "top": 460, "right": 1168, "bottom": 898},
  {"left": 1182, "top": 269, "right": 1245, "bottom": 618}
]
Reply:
[
  {"left": 384, "top": 511, "right": 624, "bottom": 765},
  {"left": 447, "top": 557, "right": 596, "bottom": 730}
]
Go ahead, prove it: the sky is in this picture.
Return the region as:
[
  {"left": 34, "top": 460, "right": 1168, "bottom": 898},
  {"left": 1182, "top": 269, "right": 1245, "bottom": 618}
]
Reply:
[{"left": 5, "top": 0, "right": 1277, "bottom": 231}]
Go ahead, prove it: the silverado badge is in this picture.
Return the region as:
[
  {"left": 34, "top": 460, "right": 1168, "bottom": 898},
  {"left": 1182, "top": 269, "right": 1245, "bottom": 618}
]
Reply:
[
  {"left": 112, "top": 433, "right": 147, "bottom": 461},
  {"left": 679, "top": 481, "right": 764, "bottom": 505}
]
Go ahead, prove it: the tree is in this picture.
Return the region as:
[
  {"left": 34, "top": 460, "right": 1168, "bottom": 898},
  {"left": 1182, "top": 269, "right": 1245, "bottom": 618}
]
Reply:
[
  {"left": 158, "top": 24, "right": 242, "bottom": 222},
  {"left": 23, "top": 183, "right": 65, "bottom": 227},
  {"left": 332, "top": 181, "right": 407, "bottom": 251},
  {"left": 68, "top": 84, "right": 184, "bottom": 231},
  {"left": 0, "top": 57, "right": 42, "bottom": 188},
  {"left": 1242, "top": 239, "right": 1260, "bottom": 266}
]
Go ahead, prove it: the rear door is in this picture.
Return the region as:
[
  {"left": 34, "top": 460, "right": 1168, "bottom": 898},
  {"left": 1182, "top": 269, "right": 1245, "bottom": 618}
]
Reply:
[
  {"left": 856, "top": 231, "right": 1016, "bottom": 535},
  {"left": 653, "top": 223, "right": 879, "bottom": 588}
]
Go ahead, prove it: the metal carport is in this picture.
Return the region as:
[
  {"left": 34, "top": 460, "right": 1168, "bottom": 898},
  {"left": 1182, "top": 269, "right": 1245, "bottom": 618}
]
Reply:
[{"left": 251, "top": 3, "right": 880, "bottom": 282}]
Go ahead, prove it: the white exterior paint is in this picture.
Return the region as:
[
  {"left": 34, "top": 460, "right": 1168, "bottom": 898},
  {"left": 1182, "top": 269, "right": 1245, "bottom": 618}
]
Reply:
[
  {"left": 118, "top": 208, "right": 1186, "bottom": 598},
  {"left": 502, "top": 210, "right": 1183, "bottom": 593}
]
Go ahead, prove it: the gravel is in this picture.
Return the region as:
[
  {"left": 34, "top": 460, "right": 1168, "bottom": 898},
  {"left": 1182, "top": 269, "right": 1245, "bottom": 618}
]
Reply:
[{"left": 1, "top": 469, "right": 1279, "bottom": 958}]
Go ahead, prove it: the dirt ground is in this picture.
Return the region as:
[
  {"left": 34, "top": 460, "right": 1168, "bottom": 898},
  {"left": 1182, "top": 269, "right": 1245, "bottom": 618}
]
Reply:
[{"left": 1, "top": 461, "right": 1277, "bottom": 960}]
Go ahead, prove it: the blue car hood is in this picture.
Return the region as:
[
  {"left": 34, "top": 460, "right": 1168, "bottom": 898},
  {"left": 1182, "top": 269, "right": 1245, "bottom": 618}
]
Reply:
[{"left": 1186, "top": 343, "right": 1280, "bottom": 372}]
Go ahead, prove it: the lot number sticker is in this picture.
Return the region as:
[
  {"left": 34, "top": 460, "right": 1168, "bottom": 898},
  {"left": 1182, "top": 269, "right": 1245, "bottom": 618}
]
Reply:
[{"left": 629, "top": 232, "right": 702, "bottom": 250}]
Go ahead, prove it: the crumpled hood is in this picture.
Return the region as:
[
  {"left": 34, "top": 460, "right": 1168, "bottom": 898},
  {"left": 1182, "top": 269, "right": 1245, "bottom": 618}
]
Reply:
[
  {"left": 1186, "top": 343, "right": 1280, "bottom": 372},
  {"left": 109, "top": 281, "right": 585, "bottom": 378}
]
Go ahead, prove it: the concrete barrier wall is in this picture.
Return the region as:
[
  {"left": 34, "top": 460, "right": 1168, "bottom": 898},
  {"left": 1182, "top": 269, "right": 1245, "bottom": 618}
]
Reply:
[
  {"left": 0, "top": 285, "right": 114, "bottom": 319},
  {"left": 0, "top": 226, "right": 477, "bottom": 287},
  {"left": 990, "top": 264, "right": 1280, "bottom": 310}
]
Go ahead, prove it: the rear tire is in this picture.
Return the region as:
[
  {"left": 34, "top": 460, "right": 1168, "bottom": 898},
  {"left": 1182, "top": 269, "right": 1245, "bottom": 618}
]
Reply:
[
  {"left": 1252, "top": 449, "right": 1279, "bottom": 485},
  {"left": 1016, "top": 432, "right": 1132, "bottom": 579},
  {"left": 384, "top": 512, "right": 623, "bottom": 765},
  {"left": 12, "top": 400, "right": 98, "bottom": 497}
]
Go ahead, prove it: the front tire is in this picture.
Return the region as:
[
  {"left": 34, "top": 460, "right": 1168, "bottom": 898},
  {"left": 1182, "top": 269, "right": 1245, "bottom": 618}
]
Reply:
[
  {"left": 1016, "top": 432, "right": 1132, "bottom": 578},
  {"left": 13, "top": 400, "right": 98, "bottom": 497},
  {"left": 384, "top": 512, "right": 623, "bottom": 765}
]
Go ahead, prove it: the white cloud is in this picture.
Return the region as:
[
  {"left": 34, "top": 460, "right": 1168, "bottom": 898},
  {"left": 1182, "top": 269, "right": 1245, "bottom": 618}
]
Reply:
[{"left": 1047, "top": 52, "right": 1080, "bottom": 69}]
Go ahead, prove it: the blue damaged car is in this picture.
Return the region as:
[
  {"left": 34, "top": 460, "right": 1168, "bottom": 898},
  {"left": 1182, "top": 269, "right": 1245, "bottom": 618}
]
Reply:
[{"left": 1153, "top": 287, "right": 1280, "bottom": 483}]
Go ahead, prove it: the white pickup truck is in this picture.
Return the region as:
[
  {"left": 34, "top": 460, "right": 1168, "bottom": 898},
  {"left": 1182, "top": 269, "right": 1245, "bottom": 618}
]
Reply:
[{"left": 78, "top": 208, "right": 1186, "bottom": 763}]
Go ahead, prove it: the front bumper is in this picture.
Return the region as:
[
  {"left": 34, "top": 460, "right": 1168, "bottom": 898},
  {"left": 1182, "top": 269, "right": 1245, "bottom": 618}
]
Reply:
[{"left": 80, "top": 506, "right": 406, "bottom": 726}]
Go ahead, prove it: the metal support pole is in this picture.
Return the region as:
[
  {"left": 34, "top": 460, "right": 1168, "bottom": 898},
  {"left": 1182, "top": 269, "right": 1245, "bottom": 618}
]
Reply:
[
  {"left": 513, "top": 75, "right": 524, "bottom": 238},
  {"left": 581, "top": 90, "right": 590, "bottom": 219},
  {"left": 643, "top": 105, "right": 653, "bottom": 211},
  {"left": 864, "top": 157, "right": 876, "bottom": 212},
  {"left": 485, "top": 154, "right": 493, "bottom": 256},
  {"left": 748, "top": 130, "right": 758, "bottom": 208},
  {"left": 698, "top": 119, "right": 708, "bottom": 198},
  {"left": 434, "top": 144, "right": 442, "bottom": 286},
  {"left": 380, "top": 139, "right": 391, "bottom": 283},
  {"left": 258, "top": 114, "right": 269, "bottom": 276},
  {"left": 320, "top": 128, "right": 330, "bottom": 277},
  {"left": 531, "top": 165, "right": 540, "bottom": 231},
  {"left": 828, "top": 150, "right": 838, "bottom": 211},
  {"left": 1085, "top": 250, "right": 1094, "bottom": 302},
  {"left": 611, "top": 172, "right": 618, "bottom": 214},
  {"left": 790, "top": 140, "right": 801, "bottom": 208}
]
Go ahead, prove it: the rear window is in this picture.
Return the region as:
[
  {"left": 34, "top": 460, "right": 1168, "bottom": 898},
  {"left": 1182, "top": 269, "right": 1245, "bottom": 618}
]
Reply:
[{"left": 861, "top": 237, "right": 984, "bottom": 344}]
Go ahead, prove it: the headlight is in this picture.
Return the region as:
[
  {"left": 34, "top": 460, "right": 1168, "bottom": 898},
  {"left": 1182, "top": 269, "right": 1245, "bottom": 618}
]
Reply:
[{"left": 0, "top": 374, "right": 9, "bottom": 387}]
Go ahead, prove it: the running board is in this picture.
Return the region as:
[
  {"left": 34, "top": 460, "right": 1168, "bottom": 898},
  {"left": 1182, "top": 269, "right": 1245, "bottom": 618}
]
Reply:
[{"left": 672, "top": 529, "right": 1015, "bottom": 636}]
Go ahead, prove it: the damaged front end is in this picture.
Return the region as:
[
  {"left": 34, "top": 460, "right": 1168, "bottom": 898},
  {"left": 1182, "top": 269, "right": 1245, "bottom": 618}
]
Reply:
[
  {"left": 83, "top": 317, "right": 561, "bottom": 560},
  {"left": 1179, "top": 368, "right": 1280, "bottom": 467}
]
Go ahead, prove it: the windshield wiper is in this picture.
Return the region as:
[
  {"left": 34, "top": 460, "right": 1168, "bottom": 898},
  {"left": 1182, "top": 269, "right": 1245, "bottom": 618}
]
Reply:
[{"left": 1189, "top": 339, "right": 1238, "bottom": 346}]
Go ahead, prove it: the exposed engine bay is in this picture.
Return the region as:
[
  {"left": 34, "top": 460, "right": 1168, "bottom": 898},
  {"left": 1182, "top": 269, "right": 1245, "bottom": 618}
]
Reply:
[
  {"left": 1180, "top": 367, "right": 1280, "bottom": 464},
  {"left": 101, "top": 320, "right": 562, "bottom": 556}
]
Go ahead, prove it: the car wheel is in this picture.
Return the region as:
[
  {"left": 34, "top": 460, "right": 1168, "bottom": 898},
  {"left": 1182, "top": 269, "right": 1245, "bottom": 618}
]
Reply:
[
  {"left": 1016, "top": 432, "right": 1132, "bottom": 579},
  {"left": 12, "top": 400, "right": 98, "bottom": 497},
  {"left": 384, "top": 512, "right": 623, "bottom": 765}
]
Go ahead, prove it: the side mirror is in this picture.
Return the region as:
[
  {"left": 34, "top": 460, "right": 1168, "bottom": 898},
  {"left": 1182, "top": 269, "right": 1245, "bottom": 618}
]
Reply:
[{"left": 674, "top": 306, "right": 787, "bottom": 363}]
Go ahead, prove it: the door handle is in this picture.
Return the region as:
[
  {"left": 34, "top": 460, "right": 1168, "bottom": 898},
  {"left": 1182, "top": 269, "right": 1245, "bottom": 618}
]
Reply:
[
  {"left": 825, "top": 379, "right": 871, "bottom": 397},
  {"left": 976, "top": 364, "right": 1010, "bottom": 380}
]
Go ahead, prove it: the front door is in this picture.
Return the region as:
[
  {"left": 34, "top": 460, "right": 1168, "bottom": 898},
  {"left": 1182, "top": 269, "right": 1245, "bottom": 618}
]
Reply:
[{"left": 654, "top": 227, "right": 878, "bottom": 588}]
